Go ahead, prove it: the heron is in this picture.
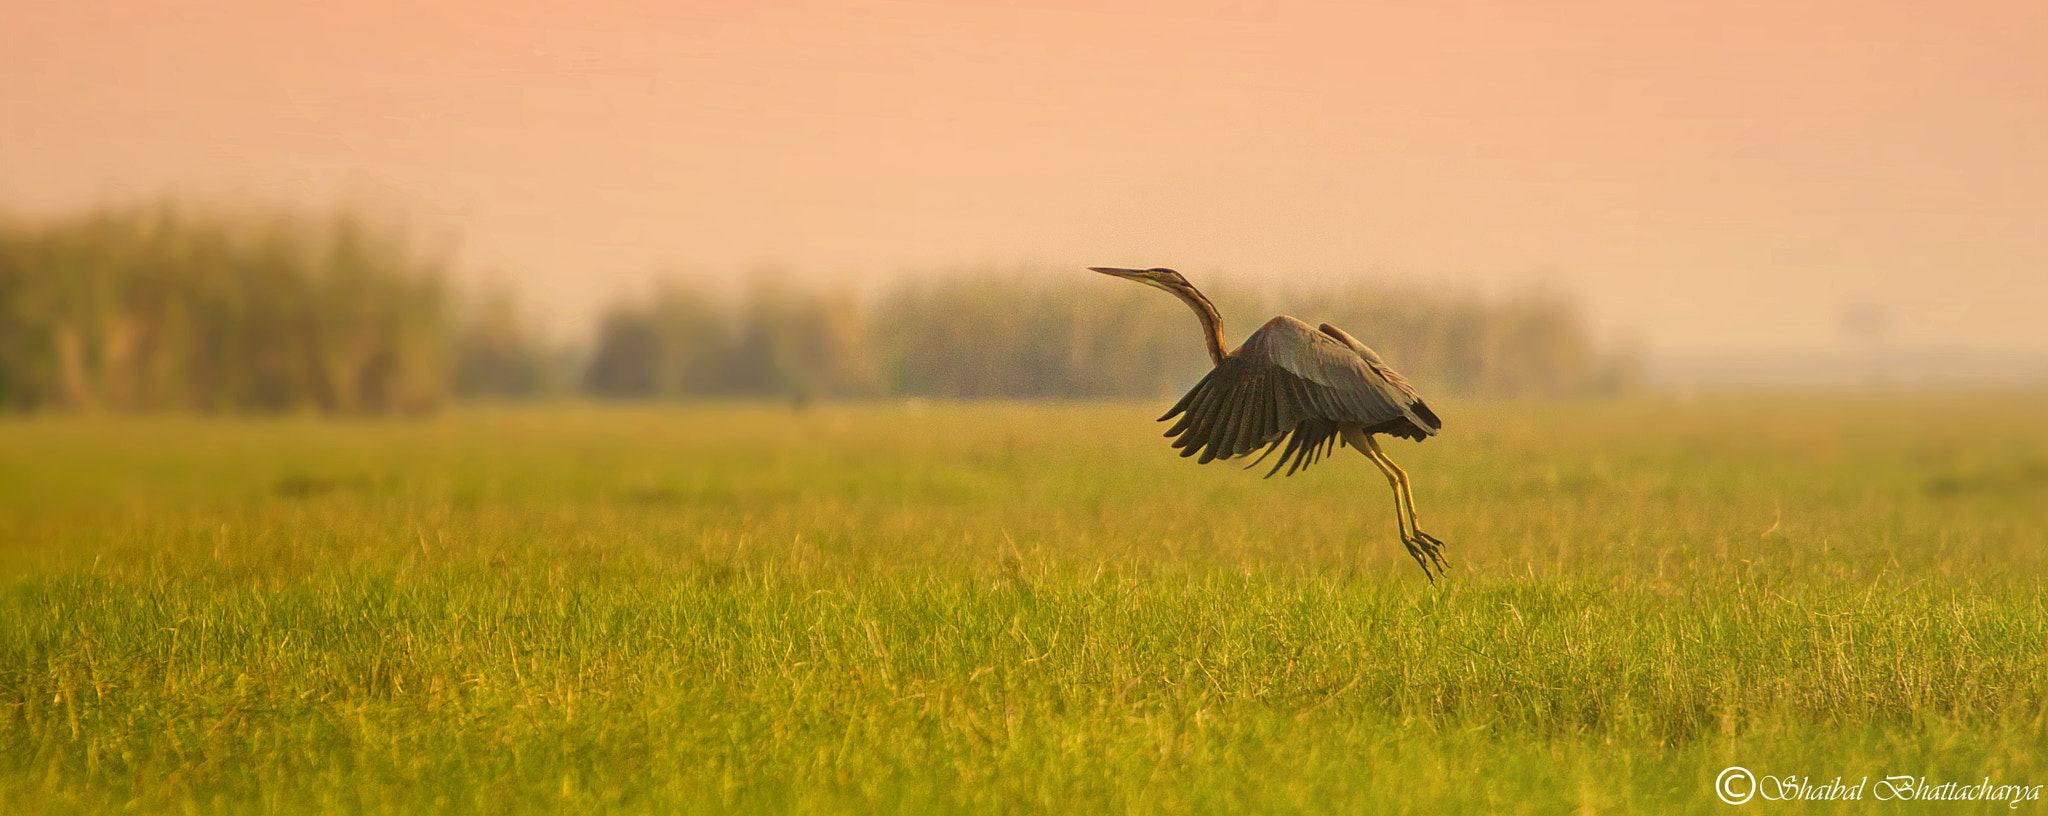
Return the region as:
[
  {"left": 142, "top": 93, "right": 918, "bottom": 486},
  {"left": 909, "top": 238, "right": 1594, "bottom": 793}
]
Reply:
[{"left": 1091, "top": 266, "right": 1449, "bottom": 580}]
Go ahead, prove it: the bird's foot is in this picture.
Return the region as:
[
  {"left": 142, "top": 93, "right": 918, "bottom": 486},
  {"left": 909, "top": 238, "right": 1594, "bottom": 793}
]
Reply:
[{"left": 1402, "top": 530, "right": 1449, "bottom": 583}]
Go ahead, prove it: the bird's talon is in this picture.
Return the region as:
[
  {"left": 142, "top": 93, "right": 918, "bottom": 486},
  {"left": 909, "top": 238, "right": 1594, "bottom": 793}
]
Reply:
[{"left": 1405, "top": 532, "right": 1448, "bottom": 581}]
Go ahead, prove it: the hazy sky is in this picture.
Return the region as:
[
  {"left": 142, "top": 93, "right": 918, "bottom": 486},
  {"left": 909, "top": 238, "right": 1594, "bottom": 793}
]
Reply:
[{"left": 5, "top": 0, "right": 2045, "bottom": 355}]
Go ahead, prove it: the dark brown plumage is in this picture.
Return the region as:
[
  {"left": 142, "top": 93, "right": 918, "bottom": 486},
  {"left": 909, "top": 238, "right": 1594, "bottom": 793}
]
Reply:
[{"left": 1163, "top": 315, "right": 1441, "bottom": 474}]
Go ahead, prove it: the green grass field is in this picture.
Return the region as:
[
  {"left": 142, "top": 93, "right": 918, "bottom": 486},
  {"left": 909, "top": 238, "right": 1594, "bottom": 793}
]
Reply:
[{"left": 4, "top": 397, "right": 2046, "bottom": 813}]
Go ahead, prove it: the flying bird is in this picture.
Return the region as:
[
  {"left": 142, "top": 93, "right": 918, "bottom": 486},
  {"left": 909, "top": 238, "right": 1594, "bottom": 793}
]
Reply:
[{"left": 1092, "top": 267, "right": 1449, "bottom": 580}]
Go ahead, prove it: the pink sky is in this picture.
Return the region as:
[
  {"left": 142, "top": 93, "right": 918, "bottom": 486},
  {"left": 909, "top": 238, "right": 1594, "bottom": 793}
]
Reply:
[{"left": 5, "top": 0, "right": 2045, "bottom": 355}]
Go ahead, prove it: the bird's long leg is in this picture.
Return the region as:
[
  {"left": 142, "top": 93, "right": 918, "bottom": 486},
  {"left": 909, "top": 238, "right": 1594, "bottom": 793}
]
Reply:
[
  {"left": 1355, "top": 434, "right": 1412, "bottom": 536},
  {"left": 1360, "top": 434, "right": 1448, "bottom": 580},
  {"left": 1342, "top": 428, "right": 1442, "bottom": 581},
  {"left": 1363, "top": 438, "right": 1421, "bottom": 537}
]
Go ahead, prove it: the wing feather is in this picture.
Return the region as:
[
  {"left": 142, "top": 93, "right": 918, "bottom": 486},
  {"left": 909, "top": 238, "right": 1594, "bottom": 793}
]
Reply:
[
  {"left": 1196, "top": 382, "right": 1240, "bottom": 463},
  {"left": 1271, "top": 425, "right": 1308, "bottom": 476},
  {"left": 1236, "top": 377, "right": 1269, "bottom": 449},
  {"left": 1231, "top": 372, "right": 1269, "bottom": 455},
  {"left": 1209, "top": 380, "right": 1245, "bottom": 463},
  {"left": 1216, "top": 375, "right": 1261, "bottom": 462},
  {"left": 1170, "top": 371, "right": 1226, "bottom": 453},
  {"left": 1191, "top": 376, "right": 1243, "bottom": 461}
]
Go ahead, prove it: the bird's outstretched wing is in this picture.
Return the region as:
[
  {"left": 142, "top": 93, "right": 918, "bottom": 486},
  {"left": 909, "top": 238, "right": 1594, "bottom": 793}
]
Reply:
[{"left": 1159, "top": 316, "right": 1440, "bottom": 476}]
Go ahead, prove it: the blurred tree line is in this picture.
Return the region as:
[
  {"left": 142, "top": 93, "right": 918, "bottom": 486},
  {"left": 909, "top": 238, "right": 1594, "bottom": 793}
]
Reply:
[
  {"left": 584, "top": 274, "right": 1640, "bottom": 401},
  {"left": 0, "top": 205, "right": 448, "bottom": 413},
  {"left": 1, "top": 203, "right": 1636, "bottom": 413}
]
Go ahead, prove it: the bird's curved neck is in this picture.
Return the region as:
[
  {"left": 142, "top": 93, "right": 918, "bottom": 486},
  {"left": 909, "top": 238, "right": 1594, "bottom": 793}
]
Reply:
[{"left": 1169, "top": 285, "right": 1228, "bottom": 366}]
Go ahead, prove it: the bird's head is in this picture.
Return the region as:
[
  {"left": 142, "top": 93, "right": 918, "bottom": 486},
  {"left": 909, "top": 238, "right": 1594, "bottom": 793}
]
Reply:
[{"left": 1089, "top": 266, "right": 1195, "bottom": 296}]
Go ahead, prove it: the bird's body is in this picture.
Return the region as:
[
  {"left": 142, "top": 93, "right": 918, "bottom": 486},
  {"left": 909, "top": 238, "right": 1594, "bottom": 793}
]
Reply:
[
  {"left": 1092, "top": 267, "right": 1450, "bottom": 579},
  {"left": 1163, "top": 314, "right": 1441, "bottom": 474}
]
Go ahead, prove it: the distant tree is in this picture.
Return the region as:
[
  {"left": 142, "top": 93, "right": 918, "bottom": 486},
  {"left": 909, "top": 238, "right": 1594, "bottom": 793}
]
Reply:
[
  {"left": 731, "top": 283, "right": 881, "bottom": 399},
  {"left": 583, "top": 309, "right": 663, "bottom": 398},
  {"left": 583, "top": 281, "right": 738, "bottom": 398},
  {"left": 451, "top": 284, "right": 557, "bottom": 399},
  {"left": 0, "top": 204, "right": 447, "bottom": 413}
]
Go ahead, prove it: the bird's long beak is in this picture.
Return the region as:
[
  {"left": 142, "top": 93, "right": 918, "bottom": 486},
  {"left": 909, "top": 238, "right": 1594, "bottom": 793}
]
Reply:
[{"left": 1089, "top": 266, "right": 1145, "bottom": 279}]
